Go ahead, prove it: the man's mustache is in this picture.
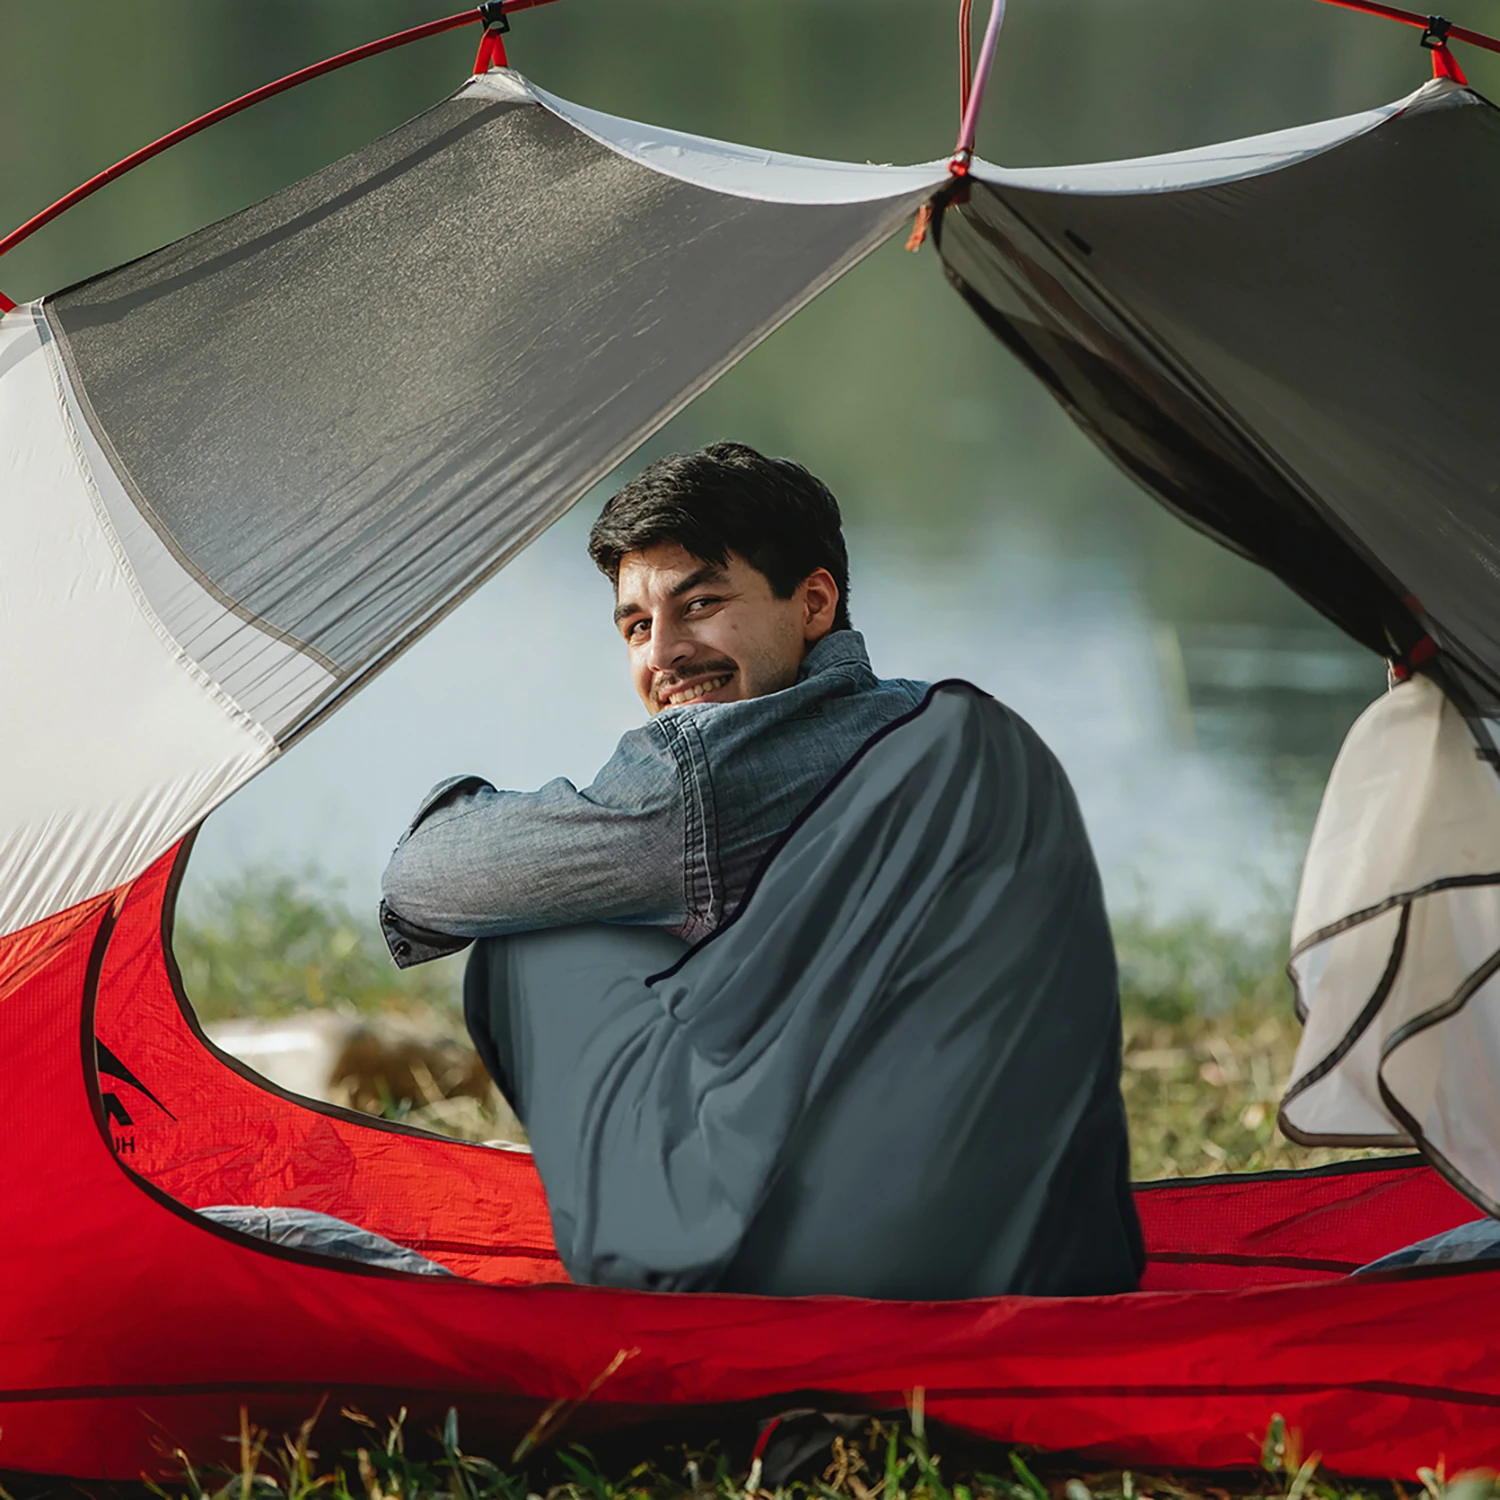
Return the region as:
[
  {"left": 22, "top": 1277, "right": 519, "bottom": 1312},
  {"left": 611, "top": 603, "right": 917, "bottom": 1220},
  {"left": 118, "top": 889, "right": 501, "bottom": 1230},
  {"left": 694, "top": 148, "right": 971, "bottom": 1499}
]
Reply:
[{"left": 653, "top": 658, "right": 738, "bottom": 696}]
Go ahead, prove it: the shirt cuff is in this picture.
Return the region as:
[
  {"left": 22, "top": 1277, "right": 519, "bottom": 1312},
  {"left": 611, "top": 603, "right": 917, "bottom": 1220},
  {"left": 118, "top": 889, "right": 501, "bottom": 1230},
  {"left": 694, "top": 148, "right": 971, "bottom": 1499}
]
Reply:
[{"left": 379, "top": 900, "right": 473, "bottom": 969}]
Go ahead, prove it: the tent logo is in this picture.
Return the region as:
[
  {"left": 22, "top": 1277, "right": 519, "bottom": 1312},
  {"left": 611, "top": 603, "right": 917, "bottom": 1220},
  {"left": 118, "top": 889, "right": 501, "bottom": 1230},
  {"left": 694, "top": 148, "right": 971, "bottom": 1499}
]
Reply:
[{"left": 96, "top": 1040, "right": 176, "bottom": 1155}]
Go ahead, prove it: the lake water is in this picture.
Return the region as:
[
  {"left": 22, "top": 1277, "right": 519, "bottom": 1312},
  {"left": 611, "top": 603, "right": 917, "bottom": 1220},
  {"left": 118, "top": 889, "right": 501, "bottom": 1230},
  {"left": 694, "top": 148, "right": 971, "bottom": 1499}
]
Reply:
[
  {"left": 5, "top": 0, "right": 1443, "bottom": 928},
  {"left": 178, "top": 493, "right": 1383, "bottom": 929}
]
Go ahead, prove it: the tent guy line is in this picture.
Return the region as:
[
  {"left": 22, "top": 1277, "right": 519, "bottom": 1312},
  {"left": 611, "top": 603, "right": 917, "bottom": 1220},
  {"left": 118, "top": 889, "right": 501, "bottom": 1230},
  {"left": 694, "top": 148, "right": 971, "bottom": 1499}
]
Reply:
[{"left": 955, "top": 0, "right": 1007, "bottom": 168}]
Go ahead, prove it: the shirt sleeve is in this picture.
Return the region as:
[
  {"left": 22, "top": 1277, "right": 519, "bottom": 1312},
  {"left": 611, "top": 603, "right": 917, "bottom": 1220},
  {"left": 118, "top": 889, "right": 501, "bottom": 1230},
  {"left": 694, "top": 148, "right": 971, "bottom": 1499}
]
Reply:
[{"left": 380, "top": 725, "right": 688, "bottom": 939}]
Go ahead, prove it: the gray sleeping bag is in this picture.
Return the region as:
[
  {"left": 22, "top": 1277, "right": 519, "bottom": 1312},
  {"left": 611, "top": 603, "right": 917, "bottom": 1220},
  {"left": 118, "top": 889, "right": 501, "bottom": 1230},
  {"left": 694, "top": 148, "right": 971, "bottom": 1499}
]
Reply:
[{"left": 464, "top": 682, "right": 1144, "bottom": 1299}]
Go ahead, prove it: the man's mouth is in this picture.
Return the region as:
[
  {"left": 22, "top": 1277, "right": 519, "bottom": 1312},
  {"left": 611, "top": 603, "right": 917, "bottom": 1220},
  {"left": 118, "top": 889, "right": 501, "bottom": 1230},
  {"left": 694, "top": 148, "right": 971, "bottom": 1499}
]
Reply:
[{"left": 658, "top": 671, "right": 734, "bottom": 708}]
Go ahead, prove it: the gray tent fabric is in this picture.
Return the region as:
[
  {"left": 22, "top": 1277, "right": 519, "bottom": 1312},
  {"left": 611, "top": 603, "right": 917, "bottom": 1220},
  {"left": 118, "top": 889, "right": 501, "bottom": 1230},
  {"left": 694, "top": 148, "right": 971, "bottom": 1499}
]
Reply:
[
  {"left": 42, "top": 71, "right": 931, "bottom": 740},
  {"left": 944, "top": 78, "right": 1500, "bottom": 727},
  {"left": 198, "top": 1205, "right": 454, "bottom": 1276},
  {"left": 1356, "top": 1217, "right": 1500, "bottom": 1275},
  {"left": 463, "top": 682, "right": 1143, "bottom": 1298}
]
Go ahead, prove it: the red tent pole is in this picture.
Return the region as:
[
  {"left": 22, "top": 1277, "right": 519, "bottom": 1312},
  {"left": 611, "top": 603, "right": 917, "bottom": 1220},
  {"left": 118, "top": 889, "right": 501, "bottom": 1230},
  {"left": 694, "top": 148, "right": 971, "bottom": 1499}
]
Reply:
[
  {"left": 1314, "top": 0, "right": 1500, "bottom": 79},
  {"left": 0, "top": 0, "right": 561, "bottom": 306}
]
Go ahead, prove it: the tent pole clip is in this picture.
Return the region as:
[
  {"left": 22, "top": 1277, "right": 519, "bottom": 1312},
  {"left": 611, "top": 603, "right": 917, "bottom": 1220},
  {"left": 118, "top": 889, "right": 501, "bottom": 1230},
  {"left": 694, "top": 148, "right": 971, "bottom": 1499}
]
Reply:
[
  {"left": 478, "top": 2, "right": 511, "bottom": 33},
  {"left": 1421, "top": 15, "right": 1452, "bottom": 48}
]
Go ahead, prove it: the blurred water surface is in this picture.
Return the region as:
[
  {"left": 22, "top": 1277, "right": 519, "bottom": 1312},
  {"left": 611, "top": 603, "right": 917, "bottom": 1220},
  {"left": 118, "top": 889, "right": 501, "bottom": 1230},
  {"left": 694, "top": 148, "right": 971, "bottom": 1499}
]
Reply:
[{"left": 6, "top": 0, "right": 1472, "bottom": 923}]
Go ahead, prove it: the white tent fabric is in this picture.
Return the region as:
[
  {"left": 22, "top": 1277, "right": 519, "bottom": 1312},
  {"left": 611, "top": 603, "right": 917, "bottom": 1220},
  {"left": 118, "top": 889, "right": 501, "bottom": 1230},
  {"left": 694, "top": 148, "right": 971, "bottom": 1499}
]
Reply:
[
  {"left": 0, "top": 307, "right": 275, "bottom": 938},
  {"left": 969, "top": 86, "right": 1419, "bottom": 195},
  {"left": 1281, "top": 676, "right": 1500, "bottom": 1207},
  {"left": 492, "top": 73, "right": 953, "bottom": 203},
  {"left": 514, "top": 69, "right": 1422, "bottom": 201}
]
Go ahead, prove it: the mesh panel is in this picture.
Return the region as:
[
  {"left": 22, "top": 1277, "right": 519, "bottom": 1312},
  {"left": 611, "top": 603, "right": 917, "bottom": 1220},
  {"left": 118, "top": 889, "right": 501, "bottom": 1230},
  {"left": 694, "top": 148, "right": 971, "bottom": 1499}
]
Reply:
[{"left": 47, "top": 79, "right": 918, "bottom": 717}]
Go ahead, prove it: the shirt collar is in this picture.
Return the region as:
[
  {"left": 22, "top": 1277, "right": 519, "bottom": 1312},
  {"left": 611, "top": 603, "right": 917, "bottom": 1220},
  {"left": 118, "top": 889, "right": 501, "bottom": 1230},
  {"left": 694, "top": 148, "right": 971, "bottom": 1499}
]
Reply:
[{"left": 798, "top": 629, "right": 872, "bottom": 683}]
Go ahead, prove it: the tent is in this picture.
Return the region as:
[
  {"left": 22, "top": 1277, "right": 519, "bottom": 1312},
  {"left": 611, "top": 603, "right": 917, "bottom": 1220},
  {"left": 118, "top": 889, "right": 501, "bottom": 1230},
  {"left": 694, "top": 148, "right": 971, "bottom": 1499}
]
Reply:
[{"left": 6, "top": 4, "right": 1500, "bottom": 1480}]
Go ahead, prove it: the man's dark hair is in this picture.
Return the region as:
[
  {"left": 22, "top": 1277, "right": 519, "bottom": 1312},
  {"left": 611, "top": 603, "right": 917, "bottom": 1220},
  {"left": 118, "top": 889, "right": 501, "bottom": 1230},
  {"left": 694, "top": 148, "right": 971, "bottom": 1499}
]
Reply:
[{"left": 588, "top": 441, "right": 852, "bottom": 633}]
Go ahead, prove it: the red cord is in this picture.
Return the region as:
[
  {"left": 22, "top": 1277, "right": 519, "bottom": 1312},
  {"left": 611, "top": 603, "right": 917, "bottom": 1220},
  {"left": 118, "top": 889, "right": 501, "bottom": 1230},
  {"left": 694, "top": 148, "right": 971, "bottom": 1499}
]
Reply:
[
  {"left": 909, "top": 0, "right": 990, "bottom": 250},
  {"left": 953, "top": 0, "right": 1007, "bottom": 164},
  {"left": 1431, "top": 41, "right": 1470, "bottom": 82},
  {"left": 958, "top": 0, "right": 974, "bottom": 125},
  {"left": 474, "top": 28, "right": 510, "bottom": 71},
  {"left": 909, "top": 0, "right": 982, "bottom": 250},
  {"left": 0, "top": 1, "right": 562, "bottom": 269}
]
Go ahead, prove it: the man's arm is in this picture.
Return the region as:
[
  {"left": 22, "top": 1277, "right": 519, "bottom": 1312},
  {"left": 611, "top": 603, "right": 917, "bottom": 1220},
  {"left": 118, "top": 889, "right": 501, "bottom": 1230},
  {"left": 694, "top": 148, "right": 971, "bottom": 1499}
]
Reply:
[{"left": 380, "top": 726, "right": 687, "bottom": 963}]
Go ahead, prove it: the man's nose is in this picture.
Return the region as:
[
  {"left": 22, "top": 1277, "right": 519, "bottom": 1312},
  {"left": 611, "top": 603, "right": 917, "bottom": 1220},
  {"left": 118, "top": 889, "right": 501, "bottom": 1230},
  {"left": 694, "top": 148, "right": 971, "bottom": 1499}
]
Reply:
[{"left": 645, "top": 613, "right": 694, "bottom": 673}]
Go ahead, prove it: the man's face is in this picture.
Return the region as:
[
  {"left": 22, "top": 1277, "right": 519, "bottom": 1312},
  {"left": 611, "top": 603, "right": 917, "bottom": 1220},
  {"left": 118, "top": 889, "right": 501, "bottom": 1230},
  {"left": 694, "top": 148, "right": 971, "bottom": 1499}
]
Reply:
[{"left": 613, "top": 543, "right": 839, "bottom": 716}]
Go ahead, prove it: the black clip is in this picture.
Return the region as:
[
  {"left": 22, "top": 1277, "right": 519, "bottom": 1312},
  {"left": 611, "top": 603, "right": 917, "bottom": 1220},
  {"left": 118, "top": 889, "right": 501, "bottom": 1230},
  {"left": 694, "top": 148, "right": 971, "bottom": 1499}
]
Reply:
[
  {"left": 1421, "top": 14, "right": 1452, "bottom": 48},
  {"left": 478, "top": 1, "right": 511, "bottom": 32}
]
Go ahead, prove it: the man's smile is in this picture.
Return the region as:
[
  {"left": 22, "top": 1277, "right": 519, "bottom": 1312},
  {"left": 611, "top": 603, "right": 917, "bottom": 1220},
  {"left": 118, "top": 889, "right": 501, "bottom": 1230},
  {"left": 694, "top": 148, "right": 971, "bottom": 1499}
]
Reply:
[{"left": 657, "top": 670, "right": 735, "bottom": 708}]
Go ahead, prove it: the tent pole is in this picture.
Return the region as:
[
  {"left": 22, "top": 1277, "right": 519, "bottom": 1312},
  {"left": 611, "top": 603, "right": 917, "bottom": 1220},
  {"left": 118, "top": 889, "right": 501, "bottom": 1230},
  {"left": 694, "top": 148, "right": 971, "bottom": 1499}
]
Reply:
[
  {"left": 906, "top": 0, "right": 1004, "bottom": 251},
  {"left": 0, "top": 0, "right": 562, "bottom": 306},
  {"left": 958, "top": 0, "right": 975, "bottom": 125},
  {"left": 1313, "top": 1, "right": 1500, "bottom": 66},
  {"left": 952, "top": 0, "right": 1007, "bottom": 169}
]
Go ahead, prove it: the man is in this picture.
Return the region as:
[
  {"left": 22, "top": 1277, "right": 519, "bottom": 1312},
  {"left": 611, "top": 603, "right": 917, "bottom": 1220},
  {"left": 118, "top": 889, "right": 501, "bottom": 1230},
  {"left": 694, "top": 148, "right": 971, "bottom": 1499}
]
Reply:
[
  {"left": 380, "top": 442, "right": 925, "bottom": 955},
  {"left": 382, "top": 441, "right": 1143, "bottom": 1299}
]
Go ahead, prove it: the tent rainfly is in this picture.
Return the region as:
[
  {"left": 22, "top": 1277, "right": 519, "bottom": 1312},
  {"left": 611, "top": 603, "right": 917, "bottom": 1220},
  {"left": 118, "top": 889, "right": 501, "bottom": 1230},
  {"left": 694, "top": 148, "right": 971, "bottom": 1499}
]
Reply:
[{"left": 6, "top": 16, "right": 1500, "bottom": 1482}]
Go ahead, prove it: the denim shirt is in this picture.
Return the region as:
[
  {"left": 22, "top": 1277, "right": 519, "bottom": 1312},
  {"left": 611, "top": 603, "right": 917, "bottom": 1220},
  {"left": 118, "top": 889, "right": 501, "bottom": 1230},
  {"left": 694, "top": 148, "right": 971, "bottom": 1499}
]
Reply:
[{"left": 380, "top": 631, "right": 927, "bottom": 966}]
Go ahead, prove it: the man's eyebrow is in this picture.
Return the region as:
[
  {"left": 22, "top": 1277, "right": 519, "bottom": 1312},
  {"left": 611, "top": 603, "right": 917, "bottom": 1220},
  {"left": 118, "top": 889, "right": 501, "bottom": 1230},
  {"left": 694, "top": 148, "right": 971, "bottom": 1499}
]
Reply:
[
  {"left": 669, "top": 565, "right": 729, "bottom": 598},
  {"left": 613, "top": 566, "right": 729, "bottom": 626}
]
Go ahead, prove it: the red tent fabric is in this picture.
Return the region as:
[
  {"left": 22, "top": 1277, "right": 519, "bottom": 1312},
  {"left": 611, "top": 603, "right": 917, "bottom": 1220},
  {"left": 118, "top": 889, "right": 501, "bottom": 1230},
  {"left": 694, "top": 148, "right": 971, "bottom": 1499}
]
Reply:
[
  {"left": 2, "top": 847, "right": 1497, "bottom": 1481},
  {"left": 92, "top": 849, "right": 561, "bottom": 1287}
]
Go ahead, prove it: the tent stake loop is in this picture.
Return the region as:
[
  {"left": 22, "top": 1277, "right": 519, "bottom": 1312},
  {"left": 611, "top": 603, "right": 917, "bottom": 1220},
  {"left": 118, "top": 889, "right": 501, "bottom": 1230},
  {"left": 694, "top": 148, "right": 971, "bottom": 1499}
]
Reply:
[
  {"left": 1419, "top": 14, "right": 1469, "bottom": 80},
  {"left": 475, "top": 0, "right": 511, "bottom": 69}
]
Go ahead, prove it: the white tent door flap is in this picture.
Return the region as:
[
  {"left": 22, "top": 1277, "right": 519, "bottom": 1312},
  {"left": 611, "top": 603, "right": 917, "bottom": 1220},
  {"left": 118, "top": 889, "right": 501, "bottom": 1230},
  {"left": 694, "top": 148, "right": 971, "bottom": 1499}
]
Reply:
[{"left": 1282, "top": 675, "right": 1500, "bottom": 1211}]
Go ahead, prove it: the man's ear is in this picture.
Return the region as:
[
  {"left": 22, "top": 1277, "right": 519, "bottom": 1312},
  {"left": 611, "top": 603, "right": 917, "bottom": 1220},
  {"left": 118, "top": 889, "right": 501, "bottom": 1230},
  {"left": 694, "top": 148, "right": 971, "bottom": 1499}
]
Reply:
[{"left": 800, "top": 568, "right": 841, "bottom": 643}]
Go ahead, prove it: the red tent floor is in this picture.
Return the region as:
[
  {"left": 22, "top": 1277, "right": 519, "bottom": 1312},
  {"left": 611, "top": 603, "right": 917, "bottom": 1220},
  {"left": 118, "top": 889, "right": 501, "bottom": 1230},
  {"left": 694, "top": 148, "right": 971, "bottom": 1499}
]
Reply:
[{"left": 2, "top": 846, "right": 1497, "bottom": 1481}]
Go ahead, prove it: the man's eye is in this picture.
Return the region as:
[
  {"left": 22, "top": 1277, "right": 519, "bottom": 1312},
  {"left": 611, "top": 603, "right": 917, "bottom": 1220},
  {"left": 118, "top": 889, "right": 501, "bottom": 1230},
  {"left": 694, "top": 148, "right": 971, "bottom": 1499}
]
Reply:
[
  {"left": 624, "top": 619, "right": 648, "bottom": 640},
  {"left": 685, "top": 597, "right": 721, "bottom": 613}
]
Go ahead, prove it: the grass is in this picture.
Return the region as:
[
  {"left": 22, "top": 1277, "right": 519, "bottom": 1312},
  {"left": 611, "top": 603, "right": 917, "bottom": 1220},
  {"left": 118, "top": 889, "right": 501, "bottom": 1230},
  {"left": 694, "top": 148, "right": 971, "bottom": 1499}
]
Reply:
[
  {"left": 119, "top": 1401, "right": 1500, "bottom": 1500},
  {"left": 1111, "top": 911, "right": 1399, "bottom": 1180},
  {"left": 174, "top": 870, "right": 1399, "bottom": 1179},
  {"left": 175, "top": 870, "right": 522, "bottom": 1141},
  {"left": 176, "top": 868, "right": 463, "bottom": 1024}
]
